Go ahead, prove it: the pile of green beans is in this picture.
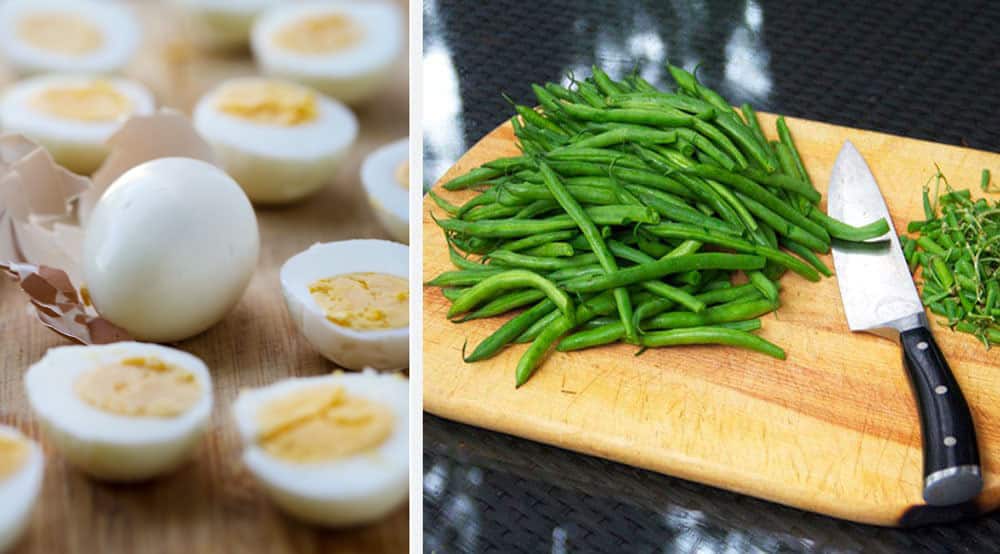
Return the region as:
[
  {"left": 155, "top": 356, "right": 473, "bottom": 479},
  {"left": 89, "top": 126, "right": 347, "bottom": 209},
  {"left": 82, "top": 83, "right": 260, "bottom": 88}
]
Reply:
[
  {"left": 428, "top": 65, "right": 890, "bottom": 387},
  {"left": 902, "top": 168, "right": 1000, "bottom": 348}
]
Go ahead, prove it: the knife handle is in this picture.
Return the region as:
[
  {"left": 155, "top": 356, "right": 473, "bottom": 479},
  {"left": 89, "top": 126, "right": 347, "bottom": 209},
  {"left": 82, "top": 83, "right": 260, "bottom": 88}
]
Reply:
[{"left": 901, "top": 326, "right": 982, "bottom": 506}]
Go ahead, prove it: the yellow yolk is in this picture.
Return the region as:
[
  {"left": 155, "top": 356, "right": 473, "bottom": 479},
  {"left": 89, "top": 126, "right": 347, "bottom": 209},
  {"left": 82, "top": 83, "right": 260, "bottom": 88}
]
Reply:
[
  {"left": 216, "top": 80, "right": 318, "bottom": 126},
  {"left": 0, "top": 435, "right": 29, "bottom": 481},
  {"left": 74, "top": 356, "right": 201, "bottom": 418},
  {"left": 309, "top": 272, "right": 408, "bottom": 331},
  {"left": 272, "top": 13, "right": 364, "bottom": 55},
  {"left": 31, "top": 81, "right": 132, "bottom": 122},
  {"left": 256, "top": 384, "right": 393, "bottom": 463},
  {"left": 395, "top": 160, "right": 409, "bottom": 190},
  {"left": 17, "top": 12, "right": 103, "bottom": 55}
]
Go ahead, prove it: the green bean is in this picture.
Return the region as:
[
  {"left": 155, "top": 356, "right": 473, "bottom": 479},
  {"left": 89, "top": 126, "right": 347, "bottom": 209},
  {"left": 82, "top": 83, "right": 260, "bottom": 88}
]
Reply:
[
  {"left": 747, "top": 271, "right": 780, "bottom": 302},
  {"left": 447, "top": 269, "right": 574, "bottom": 323},
  {"left": 775, "top": 116, "right": 813, "bottom": 186},
  {"left": 639, "top": 326, "right": 786, "bottom": 359},
  {"left": 718, "top": 319, "right": 762, "bottom": 332},
  {"left": 804, "top": 207, "right": 890, "bottom": 242},
  {"left": 513, "top": 103, "right": 568, "bottom": 136},
  {"left": 695, "top": 283, "right": 762, "bottom": 305},
  {"left": 519, "top": 242, "right": 575, "bottom": 258},
  {"left": 563, "top": 253, "right": 766, "bottom": 293},
  {"left": 448, "top": 244, "right": 491, "bottom": 271},
  {"left": 428, "top": 190, "right": 460, "bottom": 215},
  {"left": 547, "top": 147, "right": 650, "bottom": 168},
  {"left": 504, "top": 181, "right": 619, "bottom": 205},
  {"left": 674, "top": 128, "right": 738, "bottom": 170},
  {"left": 443, "top": 166, "right": 503, "bottom": 190},
  {"left": 553, "top": 128, "right": 677, "bottom": 151},
  {"left": 646, "top": 297, "right": 778, "bottom": 330},
  {"left": 779, "top": 238, "right": 833, "bottom": 277},
  {"left": 464, "top": 299, "right": 555, "bottom": 362},
  {"left": 558, "top": 101, "right": 695, "bottom": 128},
  {"left": 606, "top": 240, "right": 707, "bottom": 312},
  {"left": 440, "top": 287, "right": 466, "bottom": 302},
  {"left": 488, "top": 250, "right": 598, "bottom": 272},
  {"left": 539, "top": 161, "right": 639, "bottom": 342},
  {"left": 436, "top": 205, "right": 660, "bottom": 237},
  {"left": 426, "top": 269, "right": 505, "bottom": 287},
  {"left": 591, "top": 65, "right": 624, "bottom": 96},
  {"left": 740, "top": 167, "right": 821, "bottom": 203},
  {"left": 464, "top": 203, "right": 521, "bottom": 221},
  {"left": 461, "top": 289, "right": 547, "bottom": 321}
]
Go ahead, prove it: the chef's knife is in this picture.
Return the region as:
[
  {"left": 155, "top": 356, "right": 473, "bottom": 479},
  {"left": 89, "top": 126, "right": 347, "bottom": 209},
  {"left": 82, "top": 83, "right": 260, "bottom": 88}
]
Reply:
[{"left": 828, "top": 140, "right": 982, "bottom": 507}]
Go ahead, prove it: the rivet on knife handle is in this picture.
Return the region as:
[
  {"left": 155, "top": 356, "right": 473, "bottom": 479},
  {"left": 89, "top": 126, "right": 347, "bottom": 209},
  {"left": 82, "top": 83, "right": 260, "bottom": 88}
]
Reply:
[{"left": 901, "top": 326, "right": 982, "bottom": 506}]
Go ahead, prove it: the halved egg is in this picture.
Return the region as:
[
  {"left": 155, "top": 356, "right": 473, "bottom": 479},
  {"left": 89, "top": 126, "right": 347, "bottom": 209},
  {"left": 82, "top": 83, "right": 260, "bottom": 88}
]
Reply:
[
  {"left": 232, "top": 371, "right": 408, "bottom": 527},
  {"left": 193, "top": 77, "right": 358, "bottom": 204},
  {"left": 0, "top": 75, "right": 155, "bottom": 174},
  {"left": 0, "top": 426, "right": 43, "bottom": 553},
  {"left": 24, "top": 342, "right": 213, "bottom": 482},
  {"left": 0, "top": 0, "right": 140, "bottom": 75},
  {"left": 362, "top": 138, "right": 409, "bottom": 243},
  {"left": 280, "top": 240, "right": 408, "bottom": 370},
  {"left": 172, "top": 0, "right": 280, "bottom": 50},
  {"left": 251, "top": 1, "right": 404, "bottom": 104}
]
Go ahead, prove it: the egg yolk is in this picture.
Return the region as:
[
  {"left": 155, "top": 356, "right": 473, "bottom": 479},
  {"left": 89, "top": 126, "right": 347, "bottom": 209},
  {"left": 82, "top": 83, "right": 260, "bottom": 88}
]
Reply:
[
  {"left": 17, "top": 12, "right": 104, "bottom": 55},
  {"left": 310, "top": 272, "right": 408, "bottom": 331},
  {"left": 0, "top": 435, "right": 29, "bottom": 481},
  {"left": 31, "top": 81, "right": 133, "bottom": 122},
  {"left": 256, "top": 384, "right": 393, "bottom": 463},
  {"left": 74, "top": 356, "right": 201, "bottom": 418},
  {"left": 395, "top": 160, "right": 409, "bottom": 190},
  {"left": 272, "top": 13, "right": 364, "bottom": 55},
  {"left": 216, "top": 80, "right": 318, "bottom": 126}
]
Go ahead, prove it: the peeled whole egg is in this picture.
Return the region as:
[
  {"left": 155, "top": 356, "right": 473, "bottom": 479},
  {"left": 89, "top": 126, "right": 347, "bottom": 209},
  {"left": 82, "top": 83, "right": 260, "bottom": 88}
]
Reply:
[
  {"left": 0, "top": 426, "right": 43, "bottom": 553},
  {"left": 0, "top": 0, "right": 140, "bottom": 75},
  {"left": 172, "top": 0, "right": 281, "bottom": 50},
  {"left": 361, "top": 138, "right": 409, "bottom": 243},
  {"left": 25, "top": 342, "right": 213, "bottom": 482},
  {"left": 251, "top": 1, "right": 404, "bottom": 104},
  {"left": 0, "top": 74, "right": 155, "bottom": 174},
  {"left": 193, "top": 77, "right": 357, "bottom": 204},
  {"left": 82, "top": 158, "right": 260, "bottom": 343},
  {"left": 280, "top": 240, "right": 409, "bottom": 370},
  {"left": 232, "top": 371, "right": 408, "bottom": 527}
]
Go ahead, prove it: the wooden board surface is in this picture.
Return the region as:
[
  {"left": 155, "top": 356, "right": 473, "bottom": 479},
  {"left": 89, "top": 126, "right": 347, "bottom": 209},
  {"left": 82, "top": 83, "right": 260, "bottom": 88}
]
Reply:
[
  {"left": 423, "top": 114, "right": 1000, "bottom": 527},
  {"left": 0, "top": 2, "right": 409, "bottom": 553}
]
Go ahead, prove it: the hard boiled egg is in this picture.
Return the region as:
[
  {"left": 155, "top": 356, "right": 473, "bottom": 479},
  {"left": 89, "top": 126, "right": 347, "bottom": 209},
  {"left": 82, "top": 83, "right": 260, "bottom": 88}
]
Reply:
[
  {"left": 251, "top": 1, "right": 403, "bottom": 104},
  {"left": 232, "top": 371, "right": 408, "bottom": 526},
  {"left": 24, "top": 342, "right": 213, "bottom": 482},
  {"left": 0, "top": 75, "right": 155, "bottom": 174},
  {"left": 173, "top": 0, "right": 281, "bottom": 50},
  {"left": 0, "top": 0, "right": 140, "bottom": 75},
  {"left": 281, "top": 240, "right": 408, "bottom": 370},
  {"left": 83, "top": 158, "right": 259, "bottom": 342},
  {"left": 193, "top": 77, "right": 357, "bottom": 204},
  {"left": 0, "top": 426, "right": 43, "bottom": 553},
  {"left": 361, "top": 138, "right": 409, "bottom": 243}
]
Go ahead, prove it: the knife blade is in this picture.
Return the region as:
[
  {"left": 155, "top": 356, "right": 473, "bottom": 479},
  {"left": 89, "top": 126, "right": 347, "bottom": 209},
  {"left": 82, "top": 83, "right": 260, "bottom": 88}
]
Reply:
[{"left": 829, "top": 140, "right": 982, "bottom": 507}]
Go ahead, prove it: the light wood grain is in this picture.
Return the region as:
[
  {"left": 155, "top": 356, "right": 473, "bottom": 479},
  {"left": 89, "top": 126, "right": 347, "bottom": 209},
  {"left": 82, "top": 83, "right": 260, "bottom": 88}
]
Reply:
[
  {"left": 0, "top": 3, "right": 409, "bottom": 553},
  {"left": 423, "top": 115, "right": 1000, "bottom": 526}
]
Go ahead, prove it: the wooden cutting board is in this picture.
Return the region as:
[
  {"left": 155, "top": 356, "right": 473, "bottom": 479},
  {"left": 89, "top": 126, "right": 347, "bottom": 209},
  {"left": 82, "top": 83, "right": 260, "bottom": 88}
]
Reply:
[
  {"left": 0, "top": 2, "right": 409, "bottom": 553},
  {"left": 423, "top": 114, "right": 1000, "bottom": 527}
]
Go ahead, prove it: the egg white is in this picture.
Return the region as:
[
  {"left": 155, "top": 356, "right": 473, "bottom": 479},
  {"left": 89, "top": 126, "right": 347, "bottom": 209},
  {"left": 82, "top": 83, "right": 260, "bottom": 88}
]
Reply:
[
  {"left": 232, "top": 371, "right": 408, "bottom": 527},
  {"left": 0, "top": 74, "right": 155, "bottom": 174},
  {"left": 24, "top": 342, "right": 213, "bottom": 482},
  {"left": 0, "top": 0, "right": 140, "bottom": 75},
  {"left": 362, "top": 138, "right": 409, "bottom": 244},
  {"left": 82, "top": 158, "right": 260, "bottom": 343},
  {"left": 251, "top": 1, "right": 403, "bottom": 104},
  {"left": 173, "top": 0, "right": 281, "bottom": 49},
  {"left": 0, "top": 426, "right": 43, "bottom": 554},
  {"left": 193, "top": 77, "right": 358, "bottom": 204},
  {"left": 281, "top": 240, "right": 409, "bottom": 370}
]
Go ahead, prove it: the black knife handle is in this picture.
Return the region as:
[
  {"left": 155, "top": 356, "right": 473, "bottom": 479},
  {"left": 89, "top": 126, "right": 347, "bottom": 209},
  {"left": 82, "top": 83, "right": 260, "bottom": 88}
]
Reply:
[{"left": 901, "top": 326, "right": 982, "bottom": 506}]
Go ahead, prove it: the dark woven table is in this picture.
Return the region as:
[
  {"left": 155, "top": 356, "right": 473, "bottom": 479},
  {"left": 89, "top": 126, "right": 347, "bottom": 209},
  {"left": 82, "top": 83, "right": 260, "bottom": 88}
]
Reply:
[{"left": 422, "top": 1, "right": 1000, "bottom": 551}]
